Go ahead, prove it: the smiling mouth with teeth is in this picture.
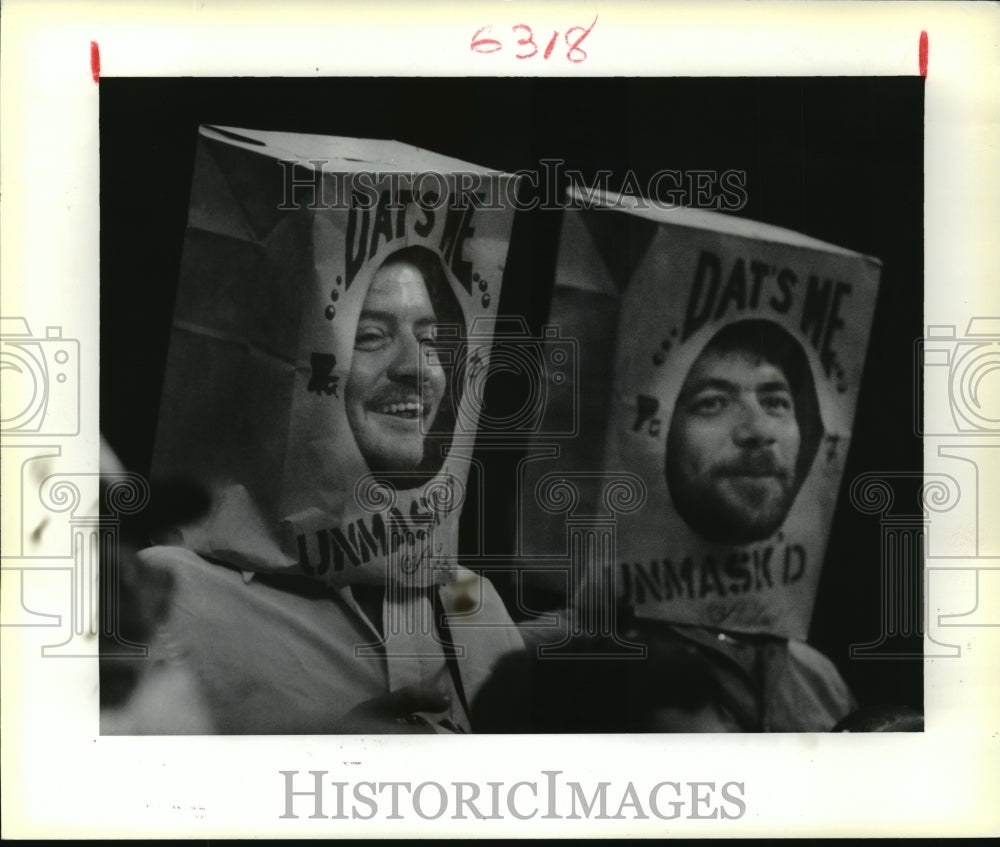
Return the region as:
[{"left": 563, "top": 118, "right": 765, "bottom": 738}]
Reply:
[{"left": 373, "top": 401, "right": 426, "bottom": 419}]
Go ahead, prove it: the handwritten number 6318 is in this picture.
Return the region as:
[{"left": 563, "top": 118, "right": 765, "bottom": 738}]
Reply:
[{"left": 471, "top": 15, "right": 598, "bottom": 63}]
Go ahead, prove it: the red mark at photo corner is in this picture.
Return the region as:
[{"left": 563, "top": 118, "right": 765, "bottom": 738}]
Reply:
[
  {"left": 90, "top": 41, "right": 100, "bottom": 84},
  {"left": 471, "top": 14, "right": 597, "bottom": 63},
  {"left": 919, "top": 30, "right": 928, "bottom": 77}
]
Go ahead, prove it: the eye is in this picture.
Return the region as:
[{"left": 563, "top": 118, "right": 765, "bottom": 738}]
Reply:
[
  {"left": 354, "top": 325, "right": 389, "bottom": 351},
  {"left": 760, "top": 393, "right": 793, "bottom": 415},
  {"left": 416, "top": 326, "right": 438, "bottom": 345},
  {"left": 689, "top": 393, "right": 727, "bottom": 416}
]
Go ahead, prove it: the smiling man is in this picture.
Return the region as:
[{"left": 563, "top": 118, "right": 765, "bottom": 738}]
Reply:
[
  {"left": 107, "top": 244, "right": 525, "bottom": 735},
  {"left": 625, "top": 319, "right": 855, "bottom": 732},
  {"left": 666, "top": 319, "right": 818, "bottom": 545},
  {"left": 345, "top": 246, "right": 461, "bottom": 482}
]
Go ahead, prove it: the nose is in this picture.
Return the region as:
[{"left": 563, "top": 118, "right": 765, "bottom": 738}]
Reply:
[
  {"left": 386, "top": 331, "right": 423, "bottom": 382},
  {"left": 731, "top": 398, "right": 776, "bottom": 447}
]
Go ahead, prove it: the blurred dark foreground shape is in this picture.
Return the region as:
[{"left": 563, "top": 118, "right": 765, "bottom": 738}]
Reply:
[
  {"left": 99, "top": 436, "right": 215, "bottom": 731},
  {"left": 472, "top": 611, "right": 921, "bottom": 733}
]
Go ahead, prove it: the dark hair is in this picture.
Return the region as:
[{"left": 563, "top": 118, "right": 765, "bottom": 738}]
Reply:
[
  {"left": 687, "top": 319, "right": 823, "bottom": 484},
  {"left": 664, "top": 319, "right": 824, "bottom": 542},
  {"left": 374, "top": 246, "right": 467, "bottom": 486}
]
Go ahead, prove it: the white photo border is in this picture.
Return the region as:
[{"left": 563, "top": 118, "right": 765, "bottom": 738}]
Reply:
[{"left": 2, "top": 0, "right": 998, "bottom": 838}]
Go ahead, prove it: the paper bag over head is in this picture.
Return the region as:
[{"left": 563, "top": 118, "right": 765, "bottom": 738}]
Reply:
[
  {"left": 528, "top": 187, "right": 881, "bottom": 639},
  {"left": 151, "top": 125, "right": 520, "bottom": 589}
]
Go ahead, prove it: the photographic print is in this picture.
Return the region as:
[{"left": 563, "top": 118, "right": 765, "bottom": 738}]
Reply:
[
  {"left": 2, "top": 1, "right": 998, "bottom": 839},
  {"left": 98, "top": 76, "right": 922, "bottom": 738}
]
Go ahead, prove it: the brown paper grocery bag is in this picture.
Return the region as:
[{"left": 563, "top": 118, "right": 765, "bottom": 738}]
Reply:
[
  {"left": 152, "top": 125, "right": 519, "bottom": 589},
  {"left": 522, "top": 187, "right": 880, "bottom": 639}
]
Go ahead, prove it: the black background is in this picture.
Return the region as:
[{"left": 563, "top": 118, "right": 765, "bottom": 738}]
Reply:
[{"left": 101, "top": 77, "right": 923, "bottom": 713}]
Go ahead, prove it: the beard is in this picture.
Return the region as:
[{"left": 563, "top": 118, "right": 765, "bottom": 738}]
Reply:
[{"left": 667, "top": 453, "right": 797, "bottom": 545}]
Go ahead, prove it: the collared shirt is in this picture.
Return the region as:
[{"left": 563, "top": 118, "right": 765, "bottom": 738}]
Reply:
[{"left": 103, "top": 546, "right": 523, "bottom": 734}]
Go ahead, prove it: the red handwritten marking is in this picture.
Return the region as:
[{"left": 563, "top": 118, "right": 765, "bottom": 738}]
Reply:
[
  {"left": 470, "top": 25, "right": 502, "bottom": 54},
  {"left": 470, "top": 16, "right": 597, "bottom": 62},
  {"left": 565, "top": 14, "right": 598, "bottom": 64},
  {"left": 543, "top": 30, "right": 559, "bottom": 60},
  {"left": 513, "top": 24, "right": 538, "bottom": 60},
  {"left": 919, "top": 30, "right": 928, "bottom": 77},
  {"left": 90, "top": 41, "right": 100, "bottom": 84}
]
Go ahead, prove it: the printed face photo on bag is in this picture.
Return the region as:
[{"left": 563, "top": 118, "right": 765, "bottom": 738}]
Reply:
[
  {"left": 665, "top": 320, "right": 821, "bottom": 545},
  {"left": 345, "top": 246, "right": 465, "bottom": 483}
]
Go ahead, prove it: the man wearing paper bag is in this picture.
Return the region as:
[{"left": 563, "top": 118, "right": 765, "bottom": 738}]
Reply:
[
  {"left": 105, "top": 127, "right": 523, "bottom": 734},
  {"left": 517, "top": 190, "right": 879, "bottom": 731}
]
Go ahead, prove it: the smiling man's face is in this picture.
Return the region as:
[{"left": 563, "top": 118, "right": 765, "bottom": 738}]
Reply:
[
  {"left": 666, "top": 346, "right": 801, "bottom": 544},
  {"left": 344, "top": 259, "right": 446, "bottom": 474}
]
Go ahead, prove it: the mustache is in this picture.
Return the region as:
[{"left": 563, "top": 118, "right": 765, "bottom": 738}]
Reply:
[
  {"left": 714, "top": 452, "right": 791, "bottom": 478},
  {"left": 366, "top": 383, "right": 441, "bottom": 409}
]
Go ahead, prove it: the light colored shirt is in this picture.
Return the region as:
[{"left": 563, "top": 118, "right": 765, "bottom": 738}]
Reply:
[{"left": 105, "top": 545, "right": 524, "bottom": 734}]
